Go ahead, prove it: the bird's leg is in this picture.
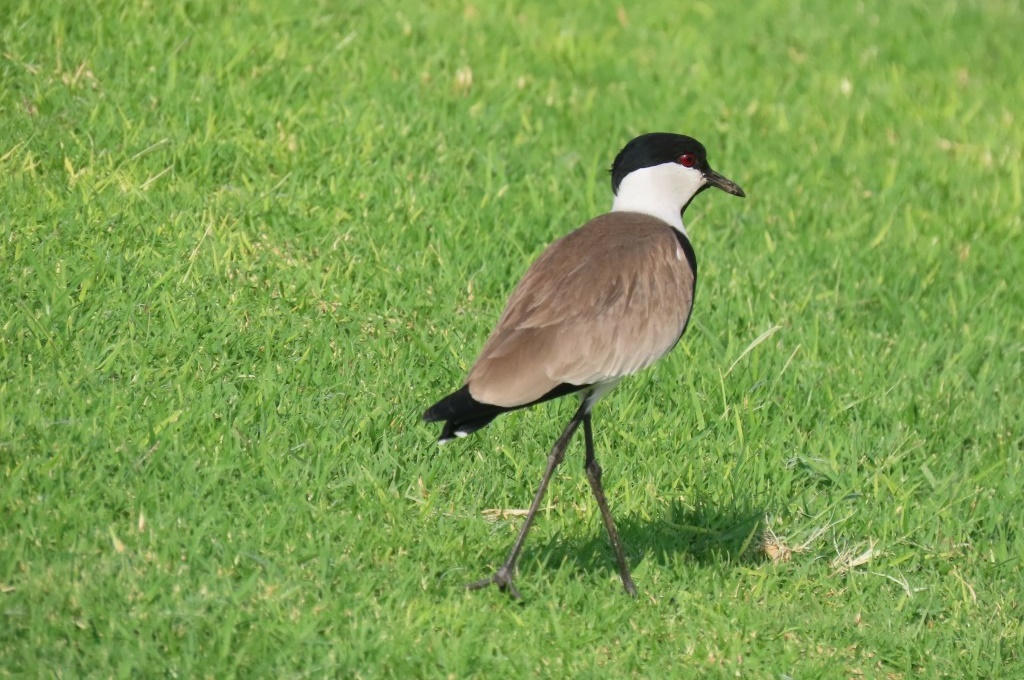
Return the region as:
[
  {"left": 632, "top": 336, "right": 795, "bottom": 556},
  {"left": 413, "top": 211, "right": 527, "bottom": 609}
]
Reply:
[
  {"left": 467, "top": 401, "right": 589, "bottom": 599},
  {"left": 583, "top": 413, "right": 638, "bottom": 597}
]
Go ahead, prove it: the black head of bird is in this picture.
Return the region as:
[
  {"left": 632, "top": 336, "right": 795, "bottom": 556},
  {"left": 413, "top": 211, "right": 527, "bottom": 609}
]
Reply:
[{"left": 424, "top": 132, "right": 745, "bottom": 599}]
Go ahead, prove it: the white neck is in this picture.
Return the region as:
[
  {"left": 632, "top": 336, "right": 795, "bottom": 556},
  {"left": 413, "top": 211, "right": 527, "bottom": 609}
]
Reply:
[{"left": 610, "top": 162, "right": 705, "bottom": 234}]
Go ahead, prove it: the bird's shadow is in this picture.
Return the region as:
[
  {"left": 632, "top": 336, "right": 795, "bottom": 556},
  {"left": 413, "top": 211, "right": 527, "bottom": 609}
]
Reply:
[{"left": 528, "top": 498, "right": 768, "bottom": 578}]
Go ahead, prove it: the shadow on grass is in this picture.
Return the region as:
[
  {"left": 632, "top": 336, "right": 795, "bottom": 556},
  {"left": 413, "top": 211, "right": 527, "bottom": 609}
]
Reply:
[
  {"left": 434, "top": 500, "right": 771, "bottom": 598},
  {"left": 530, "top": 498, "right": 769, "bottom": 577}
]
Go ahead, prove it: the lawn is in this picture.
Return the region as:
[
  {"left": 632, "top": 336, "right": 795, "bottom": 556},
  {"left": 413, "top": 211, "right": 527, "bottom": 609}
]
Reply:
[{"left": 1, "top": 0, "right": 1022, "bottom": 676}]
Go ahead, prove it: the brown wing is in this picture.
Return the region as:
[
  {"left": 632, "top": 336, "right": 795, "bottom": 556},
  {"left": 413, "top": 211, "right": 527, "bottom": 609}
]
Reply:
[{"left": 466, "top": 212, "right": 696, "bottom": 408}]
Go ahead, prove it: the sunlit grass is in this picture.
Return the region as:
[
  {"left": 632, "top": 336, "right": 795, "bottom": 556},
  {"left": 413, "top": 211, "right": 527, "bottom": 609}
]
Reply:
[{"left": 1, "top": 0, "right": 1021, "bottom": 676}]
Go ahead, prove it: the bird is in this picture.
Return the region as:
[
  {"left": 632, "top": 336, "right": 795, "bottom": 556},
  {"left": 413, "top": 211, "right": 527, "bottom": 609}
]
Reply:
[{"left": 423, "top": 132, "right": 745, "bottom": 599}]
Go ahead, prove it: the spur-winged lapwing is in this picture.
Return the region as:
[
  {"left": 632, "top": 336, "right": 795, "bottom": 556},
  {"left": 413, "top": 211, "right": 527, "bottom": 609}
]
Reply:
[{"left": 424, "top": 132, "right": 745, "bottom": 598}]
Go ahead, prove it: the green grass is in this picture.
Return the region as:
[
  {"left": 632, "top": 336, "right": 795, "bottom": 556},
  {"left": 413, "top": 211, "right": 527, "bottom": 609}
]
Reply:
[{"left": 2, "top": 0, "right": 1022, "bottom": 676}]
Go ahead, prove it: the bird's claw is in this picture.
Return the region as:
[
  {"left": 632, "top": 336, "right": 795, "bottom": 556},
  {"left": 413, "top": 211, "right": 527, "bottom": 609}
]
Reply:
[{"left": 467, "top": 566, "right": 522, "bottom": 600}]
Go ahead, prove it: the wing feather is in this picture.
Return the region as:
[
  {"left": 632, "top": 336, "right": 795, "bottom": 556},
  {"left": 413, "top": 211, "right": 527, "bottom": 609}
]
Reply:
[{"left": 467, "top": 212, "right": 696, "bottom": 407}]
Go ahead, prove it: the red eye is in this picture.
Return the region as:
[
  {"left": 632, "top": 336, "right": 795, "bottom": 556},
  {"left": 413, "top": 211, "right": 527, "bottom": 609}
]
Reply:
[{"left": 678, "top": 153, "right": 697, "bottom": 168}]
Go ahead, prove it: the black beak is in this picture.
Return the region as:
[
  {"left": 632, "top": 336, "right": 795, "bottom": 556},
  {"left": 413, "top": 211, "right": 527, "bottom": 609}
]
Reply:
[{"left": 705, "top": 168, "right": 745, "bottom": 198}]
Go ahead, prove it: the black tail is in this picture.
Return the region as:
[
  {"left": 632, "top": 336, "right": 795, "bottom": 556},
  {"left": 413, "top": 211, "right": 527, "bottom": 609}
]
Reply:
[
  {"left": 423, "top": 383, "right": 586, "bottom": 444},
  {"left": 423, "top": 385, "right": 511, "bottom": 443}
]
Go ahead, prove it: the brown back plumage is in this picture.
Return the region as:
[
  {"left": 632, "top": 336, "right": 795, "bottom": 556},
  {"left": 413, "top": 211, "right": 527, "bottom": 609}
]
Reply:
[{"left": 466, "top": 212, "right": 696, "bottom": 408}]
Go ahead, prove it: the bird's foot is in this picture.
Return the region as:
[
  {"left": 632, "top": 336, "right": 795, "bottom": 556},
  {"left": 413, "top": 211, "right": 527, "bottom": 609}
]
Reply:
[
  {"left": 621, "top": 573, "right": 638, "bottom": 598},
  {"left": 467, "top": 565, "right": 522, "bottom": 600}
]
